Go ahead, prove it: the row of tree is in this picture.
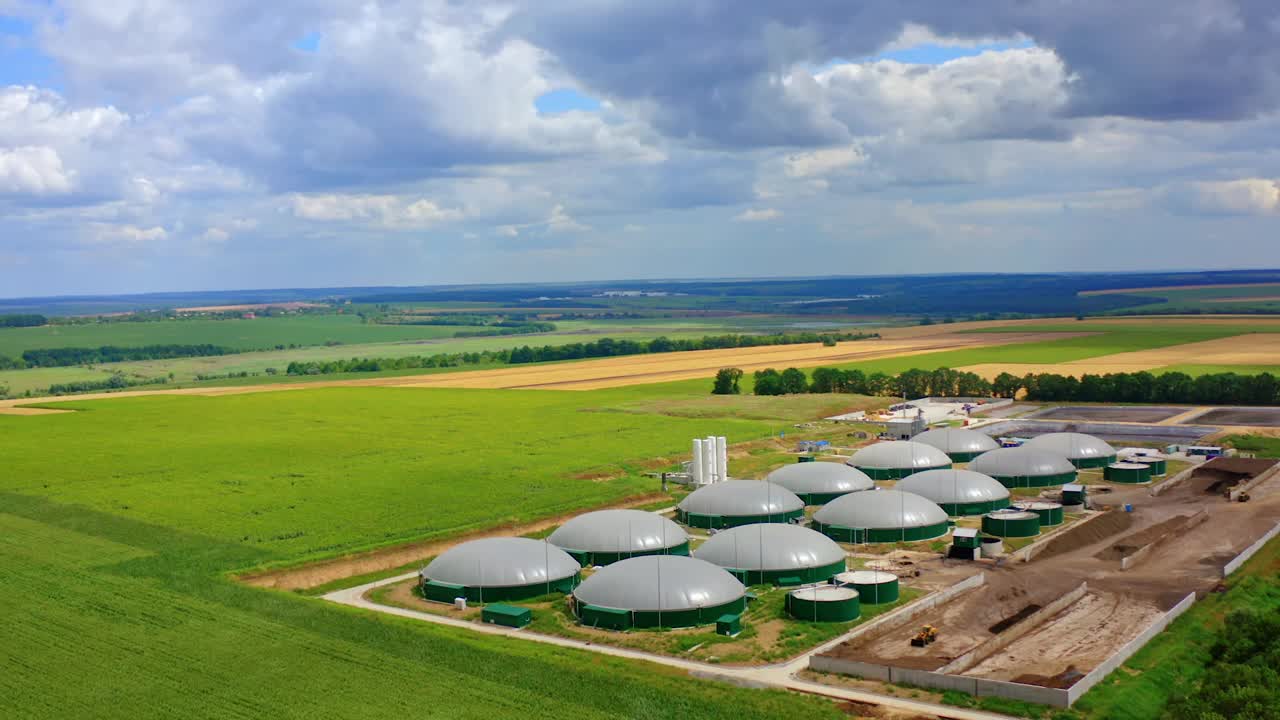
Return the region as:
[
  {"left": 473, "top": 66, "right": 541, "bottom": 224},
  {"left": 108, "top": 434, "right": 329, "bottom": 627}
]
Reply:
[
  {"left": 0, "top": 314, "right": 47, "bottom": 328},
  {"left": 46, "top": 374, "right": 169, "bottom": 395},
  {"left": 714, "top": 365, "right": 1280, "bottom": 406},
  {"left": 16, "top": 344, "right": 233, "bottom": 368}
]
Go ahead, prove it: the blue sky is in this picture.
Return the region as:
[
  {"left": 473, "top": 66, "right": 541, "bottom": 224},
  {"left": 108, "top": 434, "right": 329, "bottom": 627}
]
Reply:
[{"left": 1, "top": 2, "right": 1278, "bottom": 297}]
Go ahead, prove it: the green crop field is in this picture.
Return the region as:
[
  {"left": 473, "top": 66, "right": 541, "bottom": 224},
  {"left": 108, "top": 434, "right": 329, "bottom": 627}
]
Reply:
[
  {"left": 0, "top": 385, "right": 849, "bottom": 719},
  {"left": 1091, "top": 283, "right": 1280, "bottom": 314}
]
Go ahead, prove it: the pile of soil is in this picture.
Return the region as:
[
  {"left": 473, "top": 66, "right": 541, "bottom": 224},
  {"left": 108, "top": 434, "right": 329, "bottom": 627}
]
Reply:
[
  {"left": 1034, "top": 511, "right": 1134, "bottom": 561},
  {"left": 989, "top": 603, "right": 1043, "bottom": 634},
  {"left": 1013, "top": 666, "right": 1084, "bottom": 689},
  {"left": 1095, "top": 514, "right": 1193, "bottom": 561}
]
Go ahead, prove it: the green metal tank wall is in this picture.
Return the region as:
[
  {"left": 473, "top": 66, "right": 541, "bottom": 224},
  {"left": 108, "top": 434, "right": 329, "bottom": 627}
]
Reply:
[
  {"left": 837, "top": 571, "right": 900, "bottom": 604},
  {"left": 939, "top": 497, "right": 1011, "bottom": 517},
  {"left": 1019, "top": 503, "right": 1064, "bottom": 527},
  {"left": 1104, "top": 464, "right": 1152, "bottom": 484},
  {"left": 577, "top": 597, "right": 747, "bottom": 630},
  {"left": 423, "top": 575, "right": 579, "bottom": 604},
  {"left": 574, "top": 541, "right": 691, "bottom": 567},
  {"left": 989, "top": 471, "right": 1077, "bottom": 488},
  {"left": 677, "top": 508, "right": 805, "bottom": 529},
  {"left": 786, "top": 587, "right": 861, "bottom": 622},
  {"left": 726, "top": 558, "right": 847, "bottom": 586},
  {"left": 813, "top": 520, "right": 950, "bottom": 544},
  {"left": 981, "top": 512, "right": 1041, "bottom": 538},
  {"left": 1139, "top": 458, "right": 1167, "bottom": 476},
  {"left": 858, "top": 463, "right": 952, "bottom": 480},
  {"left": 1071, "top": 454, "right": 1117, "bottom": 469}
]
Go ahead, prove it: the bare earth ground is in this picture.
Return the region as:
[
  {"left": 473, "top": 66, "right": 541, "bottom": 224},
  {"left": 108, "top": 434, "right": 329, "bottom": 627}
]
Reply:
[
  {"left": 1186, "top": 407, "right": 1280, "bottom": 426},
  {"left": 1028, "top": 406, "right": 1185, "bottom": 423},
  {"left": 959, "top": 331, "right": 1280, "bottom": 379}
]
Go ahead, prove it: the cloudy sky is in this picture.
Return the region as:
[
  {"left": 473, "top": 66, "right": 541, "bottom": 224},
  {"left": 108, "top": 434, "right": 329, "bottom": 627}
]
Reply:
[{"left": 1, "top": 1, "right": 1278, "bottom": 297}]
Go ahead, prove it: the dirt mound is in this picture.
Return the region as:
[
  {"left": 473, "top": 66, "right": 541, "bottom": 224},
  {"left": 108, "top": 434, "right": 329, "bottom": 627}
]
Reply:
[
  {"left": 1013, "top": 666, "right": 1084, "bottom": 689},
  {"left": 989, "top": 603, "right": 1043, "bottom": 634},
  {"left": 1095, "top": 514, "right": 1193, "bottom": 561},
  {"left": 1034, "top": 511, "right": 1133, "bottom": 561}
]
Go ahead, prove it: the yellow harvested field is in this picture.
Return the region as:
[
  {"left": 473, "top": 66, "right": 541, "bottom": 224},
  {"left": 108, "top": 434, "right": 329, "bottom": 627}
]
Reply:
[
  {"left": 958, "top": 333, "right": 1280, "bottom": 380},
  {"left": 392, "top": 332, "right": 1078, "bottom": 390}
]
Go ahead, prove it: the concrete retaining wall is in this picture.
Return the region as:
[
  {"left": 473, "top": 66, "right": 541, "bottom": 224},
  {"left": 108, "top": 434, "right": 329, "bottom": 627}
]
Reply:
[
  {"left": 1229, "top": 462, "right": 1280, "bottom": 501},
  {"left": 1223, "top": 521, "right": 1280, "bottom": 577},
  {"left": 937, "top": 582, "right": 1089, "bottom": 675},
  {"left": 811, "top": 656, "right": 1072, "bottom": 707},
  {"left": 1066, "top": 592, "right": 1197, "bottom": 705},
  {"left": 1120, "top": 510, "right": 1209, "bottom": 571}
]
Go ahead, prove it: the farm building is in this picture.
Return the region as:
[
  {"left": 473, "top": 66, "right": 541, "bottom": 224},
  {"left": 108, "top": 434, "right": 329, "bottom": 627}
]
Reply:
[
  {"left": 676, "top": 479, "right": 805, "bottom": 529},
  {"left": 766, "top": 461, "right": 874, "bottom": 504},
  {"left": 910, "top": 427, "right": 999, "bottom": 462},
  {"left": 968, "top": 446, "right": 1078, "bottom": 488},
  {"left": 693, "top": 523, "right": 847, "bottom": 585},
  {"left": 548, "top": 509, "right": 690, "bottom": 566},
  {"left": 572, "top": 555, "right": 747, "bottom": 630},
  {"left": 847, "top": 441, "right": 952, "bottom": 480},
  {"left": 1023, "top": 432, "right": 1118, "bottom": 468},
  {"left": 812, "top": 489, "right": 950, "bottom": 543},
  {"left": 896, "top": 469, "right": 1012, "bottom": 516},
  {"left": 420, "top": 537, "right": 581, "bottom": 603}
]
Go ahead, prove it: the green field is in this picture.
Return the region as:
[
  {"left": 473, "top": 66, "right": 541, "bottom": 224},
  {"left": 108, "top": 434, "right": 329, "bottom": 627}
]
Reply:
[
  {"left": 0, "top": 385, "right": 854, "bottom": 719},
  {"left": 1092, "top": 283, "right": 1280, "bottom": 314}
]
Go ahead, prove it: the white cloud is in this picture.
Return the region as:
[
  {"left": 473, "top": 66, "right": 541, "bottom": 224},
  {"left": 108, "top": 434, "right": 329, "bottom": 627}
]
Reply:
[
  {"left": 546, "top": 203, "right": 590, "bottom": 233},
  {"left": 735, "top": 207, "right": 782, "bottom": 222},
  {"left": 497, "top": 225, "right": 520, "bottom": 237},
  {"left": 89, "top": 224, "right": 168, "bottom": 246},
  {"left": 0, "top": 146, "right": 75, "bottom": 194},
  {"left": 201, "top": 227, "right": 231, "bottom": 242},
  {"left": 1179, "top": 179, "right": 1280, "bottom": 215},
  {"left": 288, "top": 193, "right": 463, "bottom": 227},
  {"left": 784, "top": 145, "right": 865, "bottom": 178}
]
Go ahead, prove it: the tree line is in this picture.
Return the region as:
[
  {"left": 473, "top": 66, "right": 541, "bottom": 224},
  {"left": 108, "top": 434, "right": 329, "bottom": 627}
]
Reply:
[
  {"left": 713, "top": 365, "right": 1280, "bottom": 406},
  {"left": 286, "top": 331, "right": 877, "bottom": 376},
  {"left": 0, "top": 314, "right": 47, "bottom": 328},
  {"left": 15, "top": 344, "right": 233, "bottom": 369},
  {"left": 46, "top": 374, "right": 169, "bottom": 395}
]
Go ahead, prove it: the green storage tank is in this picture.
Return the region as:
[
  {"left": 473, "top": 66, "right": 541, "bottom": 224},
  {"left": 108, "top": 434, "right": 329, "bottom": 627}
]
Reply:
[
  {"left": 1017, "top": 501, "right": 1064, "bottom": 527},
  {"left": 481, "top": 603, "right": 532, "bottom": 628},
  {"left": 982, "top": 510, "right": 1041, "bottom": 538},
  {"left": 1138, "top": 458, "right": 1167, "bottom": 476},
  {"left": 798, "top": 455, "right": 816, "bottom": 463},
  {"left": 716, "top": 614, "right": 742, "bottom": 636},
  {"left": 835, "top": 570, "right": 900, "bottom": 604},
  {"left": 786, "top": 585, "right": 861, "bottom": 622},
  {"left": 1061, "top": 483, "right": 1087, "bottom": 507},
  {"left": 1105, "top": 462, "right": 1152, "bottom": 484}
]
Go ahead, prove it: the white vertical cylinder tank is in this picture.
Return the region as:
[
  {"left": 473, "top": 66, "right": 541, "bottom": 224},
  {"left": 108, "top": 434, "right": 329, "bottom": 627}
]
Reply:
[
  {"left": 705, "top": 435, "right": 717, "bottom": 482},
  {"left": 692, "top": 439, "right": 705, "bottom": 484},
  {"left": 716, "top": 436, "right": 728, "bottom": 482}
]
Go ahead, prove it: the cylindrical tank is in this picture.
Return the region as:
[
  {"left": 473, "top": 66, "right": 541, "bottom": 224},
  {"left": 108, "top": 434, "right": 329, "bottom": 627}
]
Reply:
[
  {"left": 980, "top": 536, "right": 1004, "bottom": 558},
  {"left": 786, "top": 585, "right": 861, "bottom": 622},
  {"left": 1138, "top": 458, "right": 1167, "bottom": 476},
  {"left": 1105, "top": 462, "right": 1152, "bottom": 484},
  {"left": 835, "top": 570, "right": 899, "bottom": 604},
  {"left": 1017, "top": 501, "right": 1064, "bottom": 527},
  {"left": 981, "top": 510, "right": 1041, "bottom": 538}
]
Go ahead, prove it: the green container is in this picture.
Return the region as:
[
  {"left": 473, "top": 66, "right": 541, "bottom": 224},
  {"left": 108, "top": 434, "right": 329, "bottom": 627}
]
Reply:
[
  {"left": 716, "top": 614, "right": 742, "bottom": 636},
  {"left": 836, "top": 570, "right": 899, "bottom": 604},
  {"left": 678, "top": 508, "right": 805, "bottom": 529},
  {"left": 1105, "top": 463, "right": 1152, "bottom": 484},
  {"left": 982, "top": 511, "right": 1041, "bottom": 538},
  {"left": 786, "top": 586, "right": 861, "bottom": 622},
  {"left": 812, "top": 520, "right": 950, "bottom": 545},
  {"left": 990, "top": 470, "right": 1077, "bottom": 488},
  {"left": 1018, "top": 502, "right": 1064, "bottom": 527},
  {"left": 578, "top": 604, "right": 631, "bottom": 630},
  {"left": 952, "top": 528, "right": 981, "bottom": 549},
  {"left": 481, "top": 603, "right": 532, "bottom": 628},
  {"left": 1061, "top": 484, "right": 1087, "bottom": 506}
]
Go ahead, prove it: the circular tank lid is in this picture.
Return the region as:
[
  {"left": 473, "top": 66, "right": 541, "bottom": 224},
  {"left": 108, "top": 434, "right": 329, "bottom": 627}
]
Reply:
[
  {"left": 572, "top": 555, "right": 745, "bottom": 612},
  {"left": 790, "top": 585, "right": 859, "bottom": 602},
  {"left": 837, "top": 570, "right": 898, "bottom": 585},
  {"left": 766, "top": 462, "right": 874, "bottom": 495},
  {"left": 1017, "top": 501, "right": 1063, "bottom": 511},
  {"left": 1109, "top": 462, "right": 1149, "bottom": 469},
  {"left": 985, "top": 510, "right": 1038, "bottom": 521},
  {"left": 549, "top": 509, "right": 688, "bottom": 554},
  {"left": 677, "top": 479, "right": 804, "bottom": 517}
]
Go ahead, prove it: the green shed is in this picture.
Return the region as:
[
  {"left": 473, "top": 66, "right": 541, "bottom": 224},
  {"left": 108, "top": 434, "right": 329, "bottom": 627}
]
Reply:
[
  {"left": 579, "top": 604, "right": 632, "bottom": 630},
  {"left": 481, "top": 604, "right": 532, "bottom": 628},
  {"left": 716, "top": 614, "right": 742, "bottom": 636}
]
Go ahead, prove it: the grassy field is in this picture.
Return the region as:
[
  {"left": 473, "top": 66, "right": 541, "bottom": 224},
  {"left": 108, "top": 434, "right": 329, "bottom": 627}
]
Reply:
[
  {"left": 0, "top": 384, "right": 858, "bottom": 719},
  {"left": 0, "top": 365, "right": 119, "bottom": 395},
  {"left": 1090, "top": 283, "right": 1280, "bottom": 314}
]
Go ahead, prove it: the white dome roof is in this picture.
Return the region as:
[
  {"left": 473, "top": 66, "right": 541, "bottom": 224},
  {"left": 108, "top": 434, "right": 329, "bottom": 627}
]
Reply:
[
  {"left": 848, "top": 441, "right": 951, "bottom": 470},
  {"left": 911, "top": 428, "right": 999, "bottom": 455},
  {"left": 678, "top": 480, "right": 804, "bottom": 517},
  {"left": 549, "top": 510, "right": 688, "bottom": 554},
  {"left": 814, "top": 489, "right": 948, "bottom": 530},
  {"left": 422, "top": 538, "right": 580, "bottom": 588},
  {"left": 969, "top": 446, "right": 1076, "bottom": 477},
  {"left": 766, "top": 462, "right": 874, "bottom": 496},
  {"left": 573, "top": 555, "right": 744, "bottom": 612},
  {"left": 896, "top": 469, "right": 1011, "bottom": 504},
  {"left": 694, "top": 524, "right": 845, "bottom": 572},
  {"left": 1023, "top": 433, "right": 1116, "bottom": 460}
]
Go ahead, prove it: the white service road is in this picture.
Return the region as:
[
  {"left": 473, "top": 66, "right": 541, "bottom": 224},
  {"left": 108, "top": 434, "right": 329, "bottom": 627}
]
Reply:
[{"left": 324, "top": 573, "right": 1017, "bottom": 720}]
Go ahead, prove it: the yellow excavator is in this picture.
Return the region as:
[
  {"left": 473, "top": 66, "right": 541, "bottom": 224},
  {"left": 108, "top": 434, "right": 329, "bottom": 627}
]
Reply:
[{"left": 910, "top": 625, "right": 939, "bottom": 647}]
